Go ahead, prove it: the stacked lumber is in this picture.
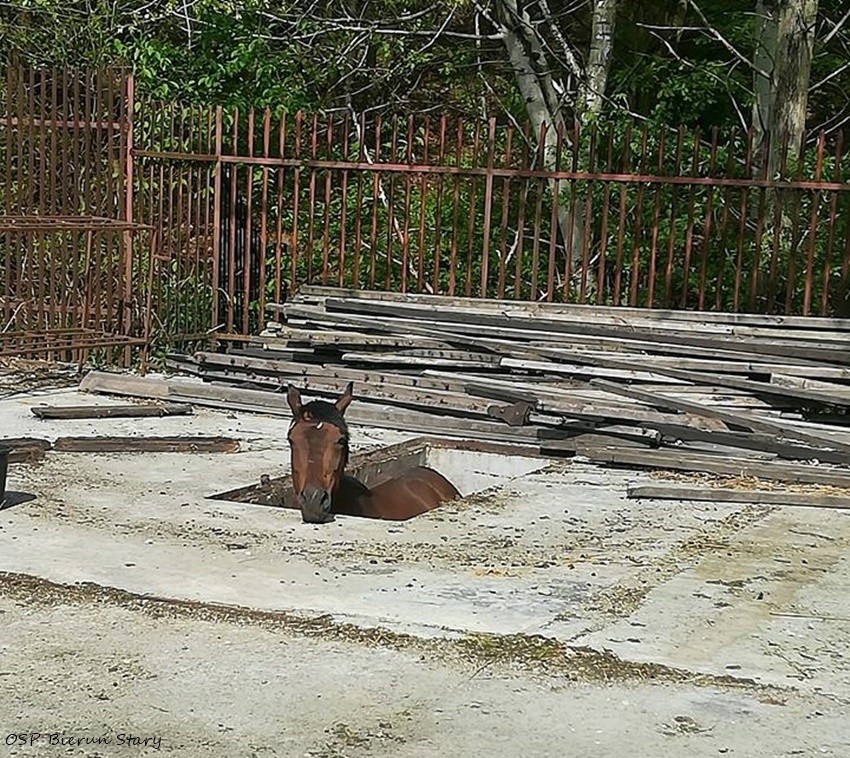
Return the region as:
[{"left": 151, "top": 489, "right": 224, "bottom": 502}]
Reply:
[{"left": 89, "top": 285, "right": 850, "bottom": 488}]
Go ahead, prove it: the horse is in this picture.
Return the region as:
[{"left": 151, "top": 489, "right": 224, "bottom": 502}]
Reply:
[{"left": 286, "top": 382, "right": 460, "bottom": 523}]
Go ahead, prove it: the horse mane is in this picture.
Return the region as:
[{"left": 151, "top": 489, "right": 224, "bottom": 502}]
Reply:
[{"left": 298, "top": 400, "right": 350, "bottom": 438}]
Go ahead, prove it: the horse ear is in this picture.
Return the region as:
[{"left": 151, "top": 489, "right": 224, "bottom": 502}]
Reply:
[
  {"left": 335, "top": 382, "right": 354, "bottom": 414},
  {"left": 286, "top": 385, "right": 302, "bottom": 416}
]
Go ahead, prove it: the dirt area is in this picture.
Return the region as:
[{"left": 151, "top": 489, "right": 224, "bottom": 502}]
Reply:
[{"left": 1, "top": 383, "right": 850, "bottom": 756}]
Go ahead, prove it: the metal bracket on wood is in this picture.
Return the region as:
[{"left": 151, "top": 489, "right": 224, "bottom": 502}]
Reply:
[{"left": 487, "top": 400, "right": 534, "bottom": 427}]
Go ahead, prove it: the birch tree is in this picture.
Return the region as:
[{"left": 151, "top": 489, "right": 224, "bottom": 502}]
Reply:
[
  {"left": 486, "top": 0, "right": 620, "bottom": 271},
  {"left": 752, "top": 0, "right": 820, "bottom": 176}
]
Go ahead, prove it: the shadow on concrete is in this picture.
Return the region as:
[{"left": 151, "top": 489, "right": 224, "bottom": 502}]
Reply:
[{"left": 0, "top": 491, "right": 37, "bottom": 511}]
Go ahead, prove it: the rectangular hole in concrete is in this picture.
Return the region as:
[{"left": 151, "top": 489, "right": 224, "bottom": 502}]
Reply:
[{"left": 207, "top": 437, "right": 552, "bottom": 518}]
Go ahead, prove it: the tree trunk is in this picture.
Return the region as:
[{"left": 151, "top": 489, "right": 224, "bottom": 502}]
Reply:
[
  {"left": 752, "top": 0, "right": 819, "bottom": 177},
  {"left": 495, "top": 0, "right": 586, "bottom": 286},
  {"left": 582, "top": 0, "right": 618, "bottom": 119},
  {"left": 750, "top": 0, "right": 818, "bottom": 311}
]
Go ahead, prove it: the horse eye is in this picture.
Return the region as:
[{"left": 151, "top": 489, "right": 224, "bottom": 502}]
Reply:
[{"left": 337, "top": 438, "right": 347, "bottom": 446}]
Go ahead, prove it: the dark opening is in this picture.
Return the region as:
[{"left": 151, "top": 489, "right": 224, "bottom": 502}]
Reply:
[{"left": 207, "top": 437, "right": 551, "bottom": 518}]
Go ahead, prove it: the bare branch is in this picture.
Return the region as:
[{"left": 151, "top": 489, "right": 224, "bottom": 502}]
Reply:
[
  {"left": 809, "top": 59, "right": 850, "bottom": 92},
  {"left": 687, "top": 0, "right": 770, "bottom": 79},
  {"left": 822, "top": 6, "right": 850, "bottom": 45}
]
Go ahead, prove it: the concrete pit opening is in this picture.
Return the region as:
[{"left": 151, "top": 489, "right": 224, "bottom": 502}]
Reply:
[{"left": 208, "top": 437, "right": 552, "bottom": 520}]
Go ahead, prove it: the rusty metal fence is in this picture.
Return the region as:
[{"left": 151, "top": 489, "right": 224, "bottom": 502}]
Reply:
[
  {"left": 3, "top": 66, "right": 850, "bottom": 360},
  {"left": 0, "top": 69, "right": 151, "bottom": 363},
  {"left": 137, "top": 103, "right": 850, "bottom": 340}
]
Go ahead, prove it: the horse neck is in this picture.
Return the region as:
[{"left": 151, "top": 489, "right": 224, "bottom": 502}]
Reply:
[{"left": 331, "top": 473, "right": 372, "bottom": 517}]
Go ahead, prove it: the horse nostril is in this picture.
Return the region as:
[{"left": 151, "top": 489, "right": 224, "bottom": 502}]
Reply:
[{"left": 320, "top": 491, "right": 331, "bottom": 509}]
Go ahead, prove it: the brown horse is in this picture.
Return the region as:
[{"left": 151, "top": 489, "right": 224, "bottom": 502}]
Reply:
[{"left": 286, "top": 383, "right": 460, "bottom": 523}]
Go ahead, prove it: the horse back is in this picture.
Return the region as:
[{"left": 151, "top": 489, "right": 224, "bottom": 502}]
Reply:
[{"left": 365, "top": 465, "right": 460, "bottom": 520}]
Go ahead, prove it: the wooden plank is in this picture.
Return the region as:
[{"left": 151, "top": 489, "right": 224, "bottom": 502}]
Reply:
[
  {"left": 317, "top": 293, "right": 839, "bottom": 346},
  {"left": 255, "top": 327, "right": 451, "bottom": 350},
  {"left": 79, "top": 371, "right": 170, "bottom": 399},
  {"left": 290, "top": 286, "right": 850, "bottom": 330},
  {"left": 1, "top": 437, "right": 51, "bottom": 463},
  {"left": 421, "top": 369, "right": 733, "bottom": 429},
  {"left": 340, "top": 351, "right": 500, "bottom": 369},
  {"left": 584, "top": 446, "right": 850, "bottom": 487},
  {"left": 319, "top": 297, "right": 850, "bottom": 364},
  {"left": 540, "top": 436, "right": 652, "bottom": 454},
  {"left": 590, "top": 379, "right": 850, "bottom": 458},
  {"left": 31, "top": 403, "right": 194, "bottom": 420},
  {"left": 610, "top": 363, "right": 850, "bottom": 408},
  {"left": 283, "top": 304, "right": 832, "bottom": 368},
  {"left": 627, "top": 484, "right": 850, "bottom": 510},
  {"left": 640, "top": 422, "right": 850, "bottom": 464},
  {"left": 770, "top": 374, "right": 850, "bottom": 395},
  {"left": 52, "top": 436, "right": 240, "bottom": 453},
  {"left": 499, "top": 357, "right": 689, "bottom": 384}
]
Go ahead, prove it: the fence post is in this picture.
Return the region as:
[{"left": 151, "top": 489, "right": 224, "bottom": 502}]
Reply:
[
  {"left": 122, "top": 73, "right": 135, "bottom": 363},
  {"left": 211, "top": 105, "right": 223, "bottom": 334},
  {"left": 480, "top": 117, "right": 496, "bottom": 298}
]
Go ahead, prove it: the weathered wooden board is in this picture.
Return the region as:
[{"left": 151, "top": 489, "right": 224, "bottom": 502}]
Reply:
[
  {"left": 53, "top": 436, "right": 240, "bottom": 453},
  {"left": 627, "top": 484, "right": 850, "bottom": 510},
  {"left": 31, "top": 403, "right": 193, "bottom": 420},
  {"left": 290, "top": 286, "right": 850, "bottom": 331},
  {"left": 586, "top": 446, "right": 850, "bottom": 487}
]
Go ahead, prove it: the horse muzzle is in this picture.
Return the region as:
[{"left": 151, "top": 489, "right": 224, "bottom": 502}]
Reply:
[{"left": 298, "top": 487, "right": 334, "bottom": 523}]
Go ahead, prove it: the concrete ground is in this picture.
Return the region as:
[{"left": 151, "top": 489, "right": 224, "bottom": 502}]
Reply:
[{"left": 1, "top": 380, "right": 849, "bottom": 757}]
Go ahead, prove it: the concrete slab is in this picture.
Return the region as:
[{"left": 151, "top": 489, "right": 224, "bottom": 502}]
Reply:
[{"left": 2, "top": 384, "right": 850, "bottom": 755}]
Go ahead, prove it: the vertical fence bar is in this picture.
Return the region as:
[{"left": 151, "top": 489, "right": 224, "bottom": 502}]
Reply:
[
  {"left": 306, "top": 113, "right": 319, "bottom": 284},
  {"left": 801, "top": 131, "right": 825, "bottom": 315},
  {"left": 712, "top": 129, "right": 737, "bottom": 311},
  {"left": 368, "top": 115, "right": 381, "bottom": 289},
  {"left": 595, "top": 124, "right": 615, "bottom": 305},
  {"left": 577, "top": 122, "right": 594, "bottom": 303},
  {"left": 820, "top": 133, "right": 843, "bottom": 316},
  {"left": 783, "top": 137, "right": 807, "bottom": 314},
  {"left": 628, "top": 123, "right": 650, "bottom": 306},
  {"left": 352, "top": 112, "right": 365, "bottom": 290},
  {"left": 496, "top": 125, "right": 513, "bottom": 299},
  {"left": 320, "top": 114, "right": 333, "bottom": 284},
  {"left": 662, "top": 126, "right": 684, "bottom": 307},
  {"left": 416, "top": 116, "right": 429, "bottom": 292},
  {"left": 513, "top": 122, "right": 531, "bottom": 300},
  {"left": 547, "top": 121, "right": 564, "bottom": 302},
  {"left": 400, "top": 115, "right": 414, "bottom": 292},
  {"left": 679, "top": 129, "right": 701, "bottom": 308},
  {"left": 463, "top": 120, "right": 480, "bottom": 297},
  {"left": 730, "top": 130, "right": 754, "bottom": 311},
  {"left": 385, "top": 116, "right": 400, "bottom": 289},
  {"left": 174, "top": 105, "right": 187, "bottom": 337},
  {"left": 35, "top": 69, "right": 47, "bottom": 330},
  {"left": 258, "top": 108, "right": 271, "bottom": 322},
  {"left": 431, "top": 116, "right": 447, "bottom": 294},
  {"left": 273, "top": 111, "right": 286, "bottom": 303},
  {"left": 448, "top": 118, "right": 462, "bottom": 296},
  {"left": 529, "top": 123, "right": 546, "bottom": 300},
  {"left": 291, "top": 111, "right": 303, "bottom": 294},
  {"left": 563, "top": 122, "right": 580, "bottom": 301},
  {"left": 121, "top": 75, "right": 134, "bottom": 344},
  {"left": 696, "top": 128, "right": 719, "bottom": 310},
  {"left": 226, "top": 108, "right": 239, "bottom": 333},
  {"left": 480, "top": 117, "right": 496, "bottom": 298},
  {"left": 242, "top": 109, "right": 255, "bottom": 334},
  {"left": 211, "top": 106, "right": 223, "bottom": 330},
  {"left": 766, "top": 131, "right": 791, "bottom": 311},
  {"left": 646, "top": 129, "right": 665, "bottom": 308},
  {"left": 338, "top": 112, "right": 350, "bottom": 288},
  {"left": 611, "top": 123, "right": 631, "bottom": 306}
]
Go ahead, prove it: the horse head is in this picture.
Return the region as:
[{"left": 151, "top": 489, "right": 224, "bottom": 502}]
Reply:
[{"left": 286, "top": 382, "right": 354, "bottom": 523}]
